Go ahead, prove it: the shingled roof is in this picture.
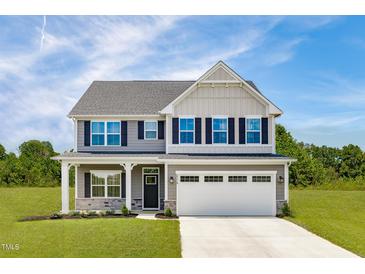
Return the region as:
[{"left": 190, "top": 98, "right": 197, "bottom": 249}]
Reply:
[{"left": 68, "top": 79, "right": 263, "bottom": 116}]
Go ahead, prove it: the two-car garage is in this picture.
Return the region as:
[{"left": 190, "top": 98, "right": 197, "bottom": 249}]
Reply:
[{"left": 176, "top": 170, "right": 277, "bottom": 216}]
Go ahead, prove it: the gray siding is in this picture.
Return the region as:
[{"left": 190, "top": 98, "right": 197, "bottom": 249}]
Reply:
[
  {"left": 77, "top": 120, "right": 165, "bottom": 152},
  {"left": 76, "top": 164, "right": 164, "bottom": 209},
  {"left": 167, "top": 164, "right": 284, "bottom": 201}
]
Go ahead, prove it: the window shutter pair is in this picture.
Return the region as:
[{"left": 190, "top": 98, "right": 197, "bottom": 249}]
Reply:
[
  {"left": 84, "top": 172, "right": 126, "bottom": 198},
  {"left": 172, "top": 118, "right": 202, "bottom": 144},
  {"left": 205, "top": 117, "right": 235, "bottom": 144},
  {"left": 238, "top": 117, "right": 269, "bottom": 144},
  {"left": 138, "top": 121, "right": 165, "bottom": 140},
  {"left": 83, "top": 120, "right": 127, "bottom": 146}
]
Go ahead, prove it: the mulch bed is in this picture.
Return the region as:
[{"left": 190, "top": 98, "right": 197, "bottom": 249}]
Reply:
[
  {"left": 155, "top": 213, "right": 179, "bottom": 219},
  {"left": 19, "top": 213, "right": 138, "bottom": 222}
]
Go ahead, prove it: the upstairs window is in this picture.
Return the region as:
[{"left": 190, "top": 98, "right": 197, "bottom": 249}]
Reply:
[
  {"left": 91, "top": 122, "right": 105, "bottom": 145},
  {"left": 213, "top": 118, "right": 227, "bottom": 144},
  {"left": 246, "top": 118, "right": 261, "bottom": 144},
  {"left": 179, "top": 118, "right": 194, "bottom": 144},
  {"left": 144, "top": 121, "right": 157, "bottom": 140},
  {"left": 107, "top": 122, "right": 120, "bottom": 146}
]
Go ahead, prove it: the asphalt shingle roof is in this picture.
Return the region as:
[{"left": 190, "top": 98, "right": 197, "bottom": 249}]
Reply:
[{"left": 69, "top": 81, "right": 195, "bottom": 116}]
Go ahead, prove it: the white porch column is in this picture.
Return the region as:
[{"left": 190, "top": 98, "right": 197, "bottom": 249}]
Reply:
[
  {"left": 164, "top": 163, "right": 168, "bottom": 201},
  {"left": 121, "top": 163, "right": 136, "bottom": 210},
  {"left": 284, "top": 162, "right": 289, "bottom": 202},
  {"left": 61, "top": 161, "right": 70, "bottom": 214}
]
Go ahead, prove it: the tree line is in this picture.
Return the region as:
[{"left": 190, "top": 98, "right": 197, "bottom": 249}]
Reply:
[{"left": 0, "top": 125, "right": 364, "bottom": 187}]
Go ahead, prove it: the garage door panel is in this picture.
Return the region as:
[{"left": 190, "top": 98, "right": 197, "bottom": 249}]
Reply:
[{"left": 177, "top": 175, "right": 276, "bottom": 216}]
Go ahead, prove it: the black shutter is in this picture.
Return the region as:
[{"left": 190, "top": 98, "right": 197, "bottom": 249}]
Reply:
[
  {"left": 195, "top": 118, "right": 201, "bottom": 144},
  {"left": 138, "top": 121, "right": 144, "bottom": 140},
  {"left": 121, "top": 121, "right": 128, "bottom": 146},
  {"left": 261, "top": 117, "right": 269, "bottom": 144},
  {"left": 205, "top": 118, "right": 212, "bottom": 144},
  {"left": 84, "top": 121, "right": 90, "bottom": 146},
  {"left": 84, "top": 172, "right": 91, "bottom": 198},
  {"left": 172, "top": 118, "right": 179, "bottom": 144},
  {"left": 158, "top": 121, "right": 165, "bottom": 140},
  {"left": 239, "top": 118, "right": 246, "bottom": 144},
  {"left": 121, "top": 173, "right": 126, "bottom": 198},
  {"left": 228, "top": 118, "right": 235, "bottom": 144}
]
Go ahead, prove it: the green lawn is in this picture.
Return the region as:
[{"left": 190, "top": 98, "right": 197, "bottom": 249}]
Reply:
[
  {"left": 0, "top": 187, "right": 181, "bottom": 258},
  {"left": 287, "top": 190, "right": 365, "bottom": 257}
]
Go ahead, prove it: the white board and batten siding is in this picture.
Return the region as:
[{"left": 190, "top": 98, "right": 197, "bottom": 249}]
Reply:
[{"left": 168, "top": 84, "right": 274, "bottom": 154}]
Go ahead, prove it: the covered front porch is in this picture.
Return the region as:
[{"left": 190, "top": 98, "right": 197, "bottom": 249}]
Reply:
[{"left": 56, "top": 154, "right": 168, "bottom": 214}]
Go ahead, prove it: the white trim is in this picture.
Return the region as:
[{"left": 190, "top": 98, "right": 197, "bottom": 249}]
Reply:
[
  {"left": 284, "top": 162, "right": 289, "bottom": 202},
  {"left": 142, "top": 167, "right": 160, "bottom": 210},
  {"left": 164, "top": 163, "right": 168, "bottom": 201},
  {"left": 68, "top": 114, "right": 163, "bottom": 119},
  {"left": 179, "top": 116, "right": 195, "bottom": 144},
  {"left": 166, "top": 115, "right": 170, "bottom": 153},
  {"left": 176, "top": 170, "right": 277, "bottom": 175},
  {"left": 272, "top": 116, "right": 276, "bottom": 153},
  {"left": 90, "top": 170, "right": 122, "bottom": 198},
  {"left": 73, "top": 118, "right": 78, "bottom": 152},
  {"left": 144, "top": 120, "right": 158, "bottom": 140}
]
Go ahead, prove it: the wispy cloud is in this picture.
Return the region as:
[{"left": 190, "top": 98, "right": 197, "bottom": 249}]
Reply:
[{"left": 40, "top": 16, "right": 46, "bottom": 51}]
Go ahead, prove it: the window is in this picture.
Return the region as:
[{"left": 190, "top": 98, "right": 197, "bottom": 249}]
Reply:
[
  {"left": 145, "top": 121, "right": 157, "bottom": 140},
  {"left": 91, "top": 172, "right": 121, "bottom": 198},
  {"left": 179, "top": 118, "right": 194, "bottom": 144},
  {"left": 145, "top": 176, "right": 157, "bottom": 185},
  {"left": 91, "top": 122, "right": 105, "bottom": 145},
  {"left": 246, "top": 118, "right": 261, "bottom": 144},
  {"left": 204, "top": 176, "right": 223, "bottom": 182},
  {"left": 107, "top": 122, "right": 120, "bottom": 146},
  {"left": 91, "top": 121, "right": 121, "bottom": 146},
  {"left": 180, "top": 176, "right": 199, "bottom": 182},
  {"left": 143, "top": 168, "right": 159, "bottom": 174},
  {"left": 228, "top": 176, "right": 247, "bottom": 182},
  {"left": 252, "top": 176, "right": 271, "bottom": 182},
  {"left": 213, "top": 118, "right": 227, "bottom": 144}
]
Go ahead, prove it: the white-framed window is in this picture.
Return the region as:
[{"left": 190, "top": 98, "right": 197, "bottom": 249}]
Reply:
[
  {"left": 246, "top": 118, "right": 261, "bottom": 144},
  {"left": 91, "top": 121, "right": 105, "bottom": 146},
  {"left": 252, "top": 175, "right": 271, "bottom": 182},
  {"left": 91, "top": 171, "right": 121, "bottom": 198},
  {"left": 145, "top": 175, "right": 157, "bottom": 185},
  {"left": 212, "top": 118, "right": 228, "bottom": 144},
  {"left": 143, "top": 167, "right": 159, "bottom": 174},
  {"left": 179, "top": 117, "right": 194, "bottom": 144},
  {"left": 144, "top": 121, "right": 157, "bottom": 140},
  {"left": 91, "top": 121, "right": 121, "bottom": 146}
]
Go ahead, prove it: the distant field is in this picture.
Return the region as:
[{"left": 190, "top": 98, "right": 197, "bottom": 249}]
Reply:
[
  {"left": 286, "top": 189, "right": 365, "bottom": 257},
  {"left": 0, "top": 187, "right": 181, "bottom": 258}
]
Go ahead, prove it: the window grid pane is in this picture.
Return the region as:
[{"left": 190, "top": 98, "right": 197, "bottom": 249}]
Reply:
[
  {"left": 228, "top": 176, "right": 247, "bottom": 182},
  {"left": 92, "top": 122, "right": 104, "bottom": 133},
  {"left": 107, "top": 186, "right": 120, "bottom": 197},
  {"left": 247, "top": 119, "right": 261, "bottom": 131},
  {"left": 107, "top": 122, "right": 120, "bottom": 133},
  {"left": 213, "top": 132, "right": 227, "bottom": 144},
  {"left": 145, "top": 121, "right": 157, "bottom": 130},
  {"left": 247, "top": 132, "right": 260, "bottom": 144},
  {"left": 213, "top": 119, "right": 227, "bottom": 130},
  {"left": 204, "top": 176, "right": 223, "bottom": 182},
  {"left": 180, "top": 118, "right": 194, "bottom": 131},
  {"left": 252, "top": 176, "right": 271, "bottom": 182},
  {"left": 180, "top": 176, "right": 199, "bottom": 182},
  {"left": 180, "top": 132, "right": 194, "bottom": 144},
  {"left": 144, "top": 168, "right": 159, "bottom": 174},
  {"left": 107, "top": 174, "right": 121, "bottom": 185},
  {"left": 92, "top": 134, "right": 105, "bottom": 145},
  {"left": 145, "top": 131, "right": 157, "bottom": 139},
  {"left": 92, "top": 186, "right": 105, "bottom": 197}
]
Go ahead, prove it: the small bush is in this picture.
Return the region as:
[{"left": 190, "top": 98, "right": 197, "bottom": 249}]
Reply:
[
  {"left": 70, "top": 211, "right": 80, "bottom": 217},
  {"left": 164, "top": 208, "right": 173, "bottom": 217},
  {"left": 281, "top": 202, "right": 291, "bottom": 217},
  {"left": 98, "top": 210, "right": 106, "bottom": 217},
  {"left": 106, "top": 209, "right": 115, "bottom": 216},
  {"left": 50, "top": 212, "right": 63, "bottom": 219},
  {"left": 121, "top": 205, "right": 129, "bottom": 216},
  {"left": 80, "top": 210, "right": 88, "bottom": 218},
  {"left": 87, "top": 210, "right": 98, "bottom": 216}
]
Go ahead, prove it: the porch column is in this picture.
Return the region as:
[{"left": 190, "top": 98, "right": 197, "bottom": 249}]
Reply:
[
  {"left": 61, "top": 161, "right": 70, "bottom": 214},
  {"left": 284, "top": 162, "right": 289, "bottom": 202},
  {"left": 121, "top": 163, "right": 136, "bottom": 210},
  {"left": 164, "top": 163, "right": 168, "bottom": 201}
]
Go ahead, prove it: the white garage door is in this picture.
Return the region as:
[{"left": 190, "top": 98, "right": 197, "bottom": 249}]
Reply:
[{"left": 176, "top": 171, "right": 277, "bottom": 216}]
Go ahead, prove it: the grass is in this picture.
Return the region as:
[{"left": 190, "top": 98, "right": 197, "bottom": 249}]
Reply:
[
  {"left": 286, "top": 189, "right": 365, "bottom": 257},
  {"left": 0, "top": 187, "right": 181, "bottom": 258}
]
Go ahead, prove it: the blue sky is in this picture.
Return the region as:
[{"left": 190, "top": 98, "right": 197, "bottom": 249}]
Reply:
[{"left": 0, "top": 16, "right": 365, "bottom": 153}]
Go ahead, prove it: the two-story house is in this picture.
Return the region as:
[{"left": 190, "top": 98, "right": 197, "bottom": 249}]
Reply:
[{"left": 54, "top": 61, "right": 294, "bottom": 216}]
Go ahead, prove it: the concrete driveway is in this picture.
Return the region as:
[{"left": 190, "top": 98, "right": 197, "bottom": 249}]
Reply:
[{"left": 179, "top": 217, "right": 358, "bottom": 258}]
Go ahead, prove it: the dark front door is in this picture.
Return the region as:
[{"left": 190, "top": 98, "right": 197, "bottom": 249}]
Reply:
[{"left": 143, "top": 174, "right": 159, "bottom": 209}]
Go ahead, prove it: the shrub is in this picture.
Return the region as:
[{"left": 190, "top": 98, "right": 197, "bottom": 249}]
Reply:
[
  {"left": 106, "top": 209, "right": 115, "bottom": 216},
  {"left": 87, "top": 210, "right": 98, "bottom": 216},
  {"left": 50, "top": 212, "right": 63, "bottom": 219},
  {"left": 281, "top": 202, "right": 291, "bottom": 217},
  {"left": 121, "top": 205, "right": 129, "bottom": 216},
  {"left": 98, "top": 210, "right": 106, "bottom": 217},
  {"left": 164, "top": 208, "right": 173, "bottom": 217},
  {"left": 80, "top": 210, "right": 88, "bottom": 218},
  {"left": 70, "top": 211, "right": 80, "bottom": 217}
]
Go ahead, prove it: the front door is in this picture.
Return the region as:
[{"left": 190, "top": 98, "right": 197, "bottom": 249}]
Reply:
[{"left": 143, "top": 174, "right": 159, "bottom": 209}]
